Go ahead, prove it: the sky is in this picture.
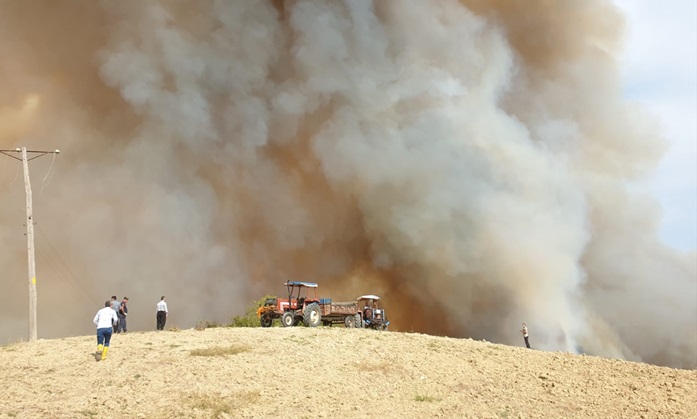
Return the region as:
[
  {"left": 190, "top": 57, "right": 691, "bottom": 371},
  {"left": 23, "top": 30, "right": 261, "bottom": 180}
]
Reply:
[{"left": 614, "top": 0, "right": 697, "bottom": 250}]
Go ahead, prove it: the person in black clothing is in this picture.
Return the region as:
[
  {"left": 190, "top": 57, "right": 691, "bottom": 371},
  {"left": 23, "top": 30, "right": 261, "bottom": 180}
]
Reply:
[
  {"left": 117, "top": 297, "right": 129, "bottom": 333},
  {"left": 156, "top": 296, "right": 168, "bottom": 331}
]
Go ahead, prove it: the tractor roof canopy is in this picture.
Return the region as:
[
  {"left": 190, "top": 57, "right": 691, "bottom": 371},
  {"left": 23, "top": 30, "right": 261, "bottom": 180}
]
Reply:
[
  {"left": 358, "top": 295, "right": 381, "bottom": 300},
  {"left": 284, "top": 281, "right": 318, "bottom": 288}
]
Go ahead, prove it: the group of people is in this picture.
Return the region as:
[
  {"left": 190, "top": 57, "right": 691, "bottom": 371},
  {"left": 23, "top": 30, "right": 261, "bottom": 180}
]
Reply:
[
  {"left": 92, "top": 295, "right": 169, "bottom": 361},
  {"left": 110, "top": 296, "right": 129, "bottom": 333},
  {"left": 93, "top": 296, "right": 529, "bottom": 361}
]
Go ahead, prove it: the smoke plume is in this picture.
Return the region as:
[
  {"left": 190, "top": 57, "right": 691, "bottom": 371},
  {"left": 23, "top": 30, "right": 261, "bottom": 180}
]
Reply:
[{"left": 0, "top": 0, "right": 694, "bottom": 368}]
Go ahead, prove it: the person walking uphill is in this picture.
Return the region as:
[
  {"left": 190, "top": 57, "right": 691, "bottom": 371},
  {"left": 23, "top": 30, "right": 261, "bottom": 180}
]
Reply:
[
  {"left": 156, "top": 296, "right": 168, "bottom": 331},
  {"left": 94, "top": 301, "right": 118, "bottom": 361},
  {"left": 117, "top": 297, "right": 129, "bottom": 333},
  {"left": 521, "top": 322, "right": 531, "bottom": 349}
]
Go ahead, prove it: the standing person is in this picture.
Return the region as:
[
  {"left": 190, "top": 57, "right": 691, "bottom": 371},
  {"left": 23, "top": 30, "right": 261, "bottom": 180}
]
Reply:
[
  {"left": 156, "top": 296, "right": 168, "bottom": 331},
  {"left": 521, "top": 322, "right": 531, "bottom": 349},
  {"left": 117, "top": 297, "right": 129, "bottom": 333},
  {"left": 110, "top": 296, "right": 121, "bottom": 333},
  {"left": 94, "top": 300, "right": 118, "bottom": 361}
]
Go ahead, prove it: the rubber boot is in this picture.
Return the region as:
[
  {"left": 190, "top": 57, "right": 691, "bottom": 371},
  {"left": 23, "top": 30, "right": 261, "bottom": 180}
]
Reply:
[
  {"left": 101, "top": 346, "right": 109, "bottom": 360},
  {"left": 97, "top": 344, "right": 103, "bottom": 353}
]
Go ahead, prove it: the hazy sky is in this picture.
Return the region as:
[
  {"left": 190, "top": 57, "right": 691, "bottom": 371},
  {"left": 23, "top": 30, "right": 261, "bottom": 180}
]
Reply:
[{"left": 615, "top": 0, "right": 697, "bottom": 250}]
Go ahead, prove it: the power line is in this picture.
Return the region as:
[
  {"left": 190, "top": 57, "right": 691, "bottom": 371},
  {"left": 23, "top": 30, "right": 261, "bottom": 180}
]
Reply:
[{"left": 35, "top": 224, "right": 98, "bottom": 307}]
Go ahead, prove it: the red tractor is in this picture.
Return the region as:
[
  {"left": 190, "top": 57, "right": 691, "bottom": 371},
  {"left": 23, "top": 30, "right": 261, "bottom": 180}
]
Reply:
[{"left": 257, "top": 281, "right": 323, "bottom": 328}]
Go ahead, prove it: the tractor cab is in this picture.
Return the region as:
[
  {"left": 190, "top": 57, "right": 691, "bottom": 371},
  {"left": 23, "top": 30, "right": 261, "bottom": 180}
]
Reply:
[
  {"left": 283, "top": 281, "right": 319, "bottom": 311},
  {"left": 357, "top": 295, "right": 389, "bottom": 330}
]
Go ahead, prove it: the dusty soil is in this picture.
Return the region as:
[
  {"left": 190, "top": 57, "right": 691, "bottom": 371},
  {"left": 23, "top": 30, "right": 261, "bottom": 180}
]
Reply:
[{"left": 0, "top": 327, "right": 695, "bottom": 418}]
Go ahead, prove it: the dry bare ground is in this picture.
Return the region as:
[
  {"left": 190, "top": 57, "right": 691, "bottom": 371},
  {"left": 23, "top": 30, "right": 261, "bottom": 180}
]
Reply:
[{"left": 0, "top": 327, "right": 695, "bottom": 419}]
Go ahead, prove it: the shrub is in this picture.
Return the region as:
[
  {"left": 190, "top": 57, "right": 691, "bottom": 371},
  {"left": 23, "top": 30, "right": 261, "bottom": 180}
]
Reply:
[{"left": 228, "top": 295, "right": 276, "bottom": 327}]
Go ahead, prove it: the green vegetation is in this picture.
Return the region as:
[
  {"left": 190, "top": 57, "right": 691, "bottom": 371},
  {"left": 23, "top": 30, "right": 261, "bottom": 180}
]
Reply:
[
  {"left": 194, "top": 295, "right": 278, "bottom": 329},
  {"left": 228, "top": 295, "right": 276, "bottom": 327}
]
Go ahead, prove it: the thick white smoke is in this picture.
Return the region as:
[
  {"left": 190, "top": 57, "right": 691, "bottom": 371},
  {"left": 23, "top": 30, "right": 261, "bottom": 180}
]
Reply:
[{"left": 0, "top": 0, "right": 694, "bottom": 368}]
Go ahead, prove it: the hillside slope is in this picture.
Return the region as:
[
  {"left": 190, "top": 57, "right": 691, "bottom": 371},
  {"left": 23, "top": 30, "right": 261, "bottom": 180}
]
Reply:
[{"left": 0, "top": 327, "right": 695, "bottom": 418}]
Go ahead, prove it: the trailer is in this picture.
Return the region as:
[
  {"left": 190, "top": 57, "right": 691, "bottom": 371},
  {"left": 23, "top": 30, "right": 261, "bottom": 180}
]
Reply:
[{"left": 317, "top": 299, "right": 362, "bottom": 327}]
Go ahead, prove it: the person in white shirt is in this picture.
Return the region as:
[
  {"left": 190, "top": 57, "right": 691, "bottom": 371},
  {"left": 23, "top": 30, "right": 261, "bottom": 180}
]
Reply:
[
  {"left": 521, "top": 322, "right": 531, "bottom": 349},
  {"left": 93, "top": 301, "right": 118, "bottom": 360},
  {"left": 156, "top": 296, "right": 168, "bottom": 331}
]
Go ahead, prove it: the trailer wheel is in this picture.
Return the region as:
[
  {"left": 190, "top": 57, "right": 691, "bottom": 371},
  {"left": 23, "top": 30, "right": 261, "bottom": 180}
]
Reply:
[
  {"left": 281, "top": 311, "right": 295, "bottom": 327},
  {"left": 344, "top": 315, "right": 355, "bottom": 328},
  {"left": 260, "top": 315, "right": 272, "bottom": 328},
  {"left": 354, "top": 314, "right": 362, "bottom": 328},
  {"left": 303, "top": 303, "right": 321, "bottom": 327}
]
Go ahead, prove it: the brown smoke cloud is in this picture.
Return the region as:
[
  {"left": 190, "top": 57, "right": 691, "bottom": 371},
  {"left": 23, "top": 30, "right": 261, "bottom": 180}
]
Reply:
[{"left": 0, "top": 0, "right": 694, "bottom": 368}]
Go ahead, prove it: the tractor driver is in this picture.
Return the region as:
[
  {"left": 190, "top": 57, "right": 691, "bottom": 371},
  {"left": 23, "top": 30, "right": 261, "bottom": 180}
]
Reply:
[{"left": 363, "top": 301, "right": 373, "bottom": 325}]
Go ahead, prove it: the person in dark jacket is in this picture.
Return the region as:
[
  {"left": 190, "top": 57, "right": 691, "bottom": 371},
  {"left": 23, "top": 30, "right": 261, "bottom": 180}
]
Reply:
[{"left": 117, "top": 297, "right": 129, "bottom": 333}]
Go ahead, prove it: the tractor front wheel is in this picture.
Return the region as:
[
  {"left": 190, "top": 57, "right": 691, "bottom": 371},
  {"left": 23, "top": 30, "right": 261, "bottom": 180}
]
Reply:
[
  {"left": 281, "top": 311, "right": 295, "bottom": 327},
  {"left": 303, "top": 303, "right": 322, "bottom": 327},
  {"left": 260, "top": 315, "right": 272, "bottom": 328}
]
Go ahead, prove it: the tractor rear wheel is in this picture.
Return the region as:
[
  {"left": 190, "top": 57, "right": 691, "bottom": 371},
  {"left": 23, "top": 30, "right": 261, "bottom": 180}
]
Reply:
[
  {"left": 344, "top": 315, "right": 355, "bottom": 328},
  {"left": 303, "top": 303, "right": 321, "bottom": 327},
  {"left": 281, "top": 311, "right": 295, "bottom": 327},
  {"left": 354, "top": 314, "right": 362, "bottom": 328},
  {"left": 260, "top": 315, "right": 272, "bottom": 328}
]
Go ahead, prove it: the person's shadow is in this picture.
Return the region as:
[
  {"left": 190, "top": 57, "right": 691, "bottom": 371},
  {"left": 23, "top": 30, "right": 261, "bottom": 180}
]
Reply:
[{"left": 92, "top": 351, "right": 102, "bottom": 362}]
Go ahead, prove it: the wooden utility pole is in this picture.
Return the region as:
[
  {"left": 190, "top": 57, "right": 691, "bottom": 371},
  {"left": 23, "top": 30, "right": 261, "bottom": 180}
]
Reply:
[{"left": 0, "top": 147, "right": 60, "bottom": 341}]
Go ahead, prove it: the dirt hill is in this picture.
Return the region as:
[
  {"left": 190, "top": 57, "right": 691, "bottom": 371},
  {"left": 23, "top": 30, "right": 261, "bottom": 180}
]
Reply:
[{"left": 0, "top": 327, "right": 695, "bottom": 419}]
